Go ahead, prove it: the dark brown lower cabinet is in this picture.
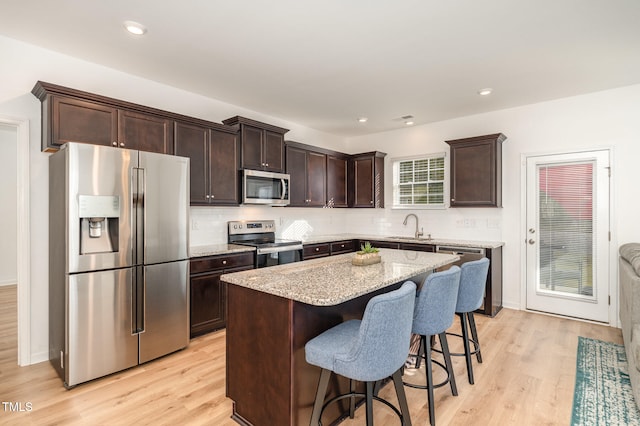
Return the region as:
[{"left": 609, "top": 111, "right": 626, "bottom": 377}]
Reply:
[
  {"left": 303, "top": 243, "right": 331, "bottom": 260},
  {"left": 189, "top": 252, "right": 254, "bottom": 337},
  {"left": 400, "top": 242, "right": 435, "bottom": 252}
]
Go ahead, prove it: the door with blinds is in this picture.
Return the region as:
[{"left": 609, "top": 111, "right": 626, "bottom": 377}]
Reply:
[{"left": 525, "top": 150, "right": 610, "bottom": 322}]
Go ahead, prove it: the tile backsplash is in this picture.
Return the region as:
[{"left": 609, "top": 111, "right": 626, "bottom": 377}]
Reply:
[{"left": 190, "top": 206, "right": 503, "bottom": 247}]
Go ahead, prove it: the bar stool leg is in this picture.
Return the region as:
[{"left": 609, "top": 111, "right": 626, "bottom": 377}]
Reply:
[
  {"left": 438, "top": 332, "right": 458, "bottom": 396},
  {"left": 460, "top": 313, "right": 475, "bottom": 385},
  {"left": 365, "top": 381, "right": 374, "bottom": 426},
  {"left": 310, "top": 369, "right": 331, "bottom": 426},
  {"left": 349, "top": 379, "right": 356, "bottom": 418},
  {"left": 424, "top": 335, "right": 436, "bottom": 426},
  {"left": 467, "top": 312, "right": 482, "bottom": 363},
  {"left": 392, "top": 369, "right": 412, "bottom": 426}
]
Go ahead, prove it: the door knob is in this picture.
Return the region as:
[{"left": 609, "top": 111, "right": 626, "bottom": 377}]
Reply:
[{"left": 528, "top": 239, "right": 535, "bottom": 245}]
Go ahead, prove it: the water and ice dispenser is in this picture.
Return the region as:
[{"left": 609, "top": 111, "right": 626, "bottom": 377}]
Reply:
[{"left": 79, "top": 195, "right": 120, "bottom": 255}]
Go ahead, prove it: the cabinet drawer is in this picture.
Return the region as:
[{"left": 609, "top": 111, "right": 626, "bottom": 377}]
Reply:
[
  {"left": 303, "top": 243, "right": 331, "bottom": 259},
  {"left": 191, "top": 252, "right": 254, "bottom": 274},
  {"left": 363, "top": 240, "right": 400, "bottom": 250},
  {"left": 400, "top": 243, "right": 435, "bottom": 252},
  {"left": 331, "top": 240, "right": 355, "bottom": 255}
]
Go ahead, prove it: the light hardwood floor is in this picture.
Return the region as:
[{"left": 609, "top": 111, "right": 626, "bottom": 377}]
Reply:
[{"left": 0, "top": 284, "right": 622, "bottom": 425}]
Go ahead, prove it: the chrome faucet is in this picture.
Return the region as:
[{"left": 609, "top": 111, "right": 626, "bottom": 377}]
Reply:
[{"left": 403, "top": 213, "right": 424, "bottom": 239}]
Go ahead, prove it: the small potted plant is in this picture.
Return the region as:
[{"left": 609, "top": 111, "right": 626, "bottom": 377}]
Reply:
[{"left": 352, "top": 241, "right": 382, "bottom": 266}]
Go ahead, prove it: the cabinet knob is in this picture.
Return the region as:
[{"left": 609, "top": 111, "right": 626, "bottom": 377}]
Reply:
[
  {"left": 112, "top": 141, "right": 118, "bottom": 147},
  {"left": 205, "top": 195, "right": 210, "bottom": 199},
  {"left": 370, "top": 200, "right": 374, "bottom": 204},
  {"left": 265, "top": 163, "right": 269, "bottom": 167},
  {"left": 211, "top": 194, "right": 214, "bottom": 199},
  {"left": 222, "top": 260, "right": 227, "bottom": 265},
  {"left": 315, "top": 247, "right": 320, "bottom": 251},
  {"left": 451, "top": 198, "right": 455, "bottom": 201},
  {"left": 341, "top": 244, "right": 345, "bottom": 248}
]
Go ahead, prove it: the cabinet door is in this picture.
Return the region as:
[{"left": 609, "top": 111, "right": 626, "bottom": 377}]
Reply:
[
  {"left": 353, "top": 156, "right": 374, "bottom": 207},
  {"left": 447, "top": 134, "right": 505, "bottom": 207},
  {"left": 306, "top": 151, "right": 327, "bottom": 206},
  {"left": 209, "top": 129, "right": 240, "bottom": 205},
  {"left": 327, "top": 155, "right": 348, "bottom": 207},
  {"left": 51, "top": 95, "right": 117, "bottom": 149},
  {"left": 286, "top": 146, "right": 308, "bottom": 206},
  {"left": 263, "top": 130, "right": 285, "bottom": 172},
  {"left": 174, "top": 121, "right": 209, "bottom": 205},
  {"left": 240, "top": 125, "right": 264, "bottom": 170},
  {"left": 450, "top": 141, "right": 496, "bottom": 206},
  {"left": 118, "top": 110, "right": 174, "bottom": 154},
  {"left": 190, "top": 271, "right": 225, "bottom": 337}
]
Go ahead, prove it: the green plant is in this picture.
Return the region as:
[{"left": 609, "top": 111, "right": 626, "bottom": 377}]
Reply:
[{"left": 357, "top": 241, "right": 379, "bottom": 255}]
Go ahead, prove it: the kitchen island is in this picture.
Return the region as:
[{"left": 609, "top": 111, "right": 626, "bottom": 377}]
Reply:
[{"left": 221, "top": 248, "right": 459, "bottom": 426}]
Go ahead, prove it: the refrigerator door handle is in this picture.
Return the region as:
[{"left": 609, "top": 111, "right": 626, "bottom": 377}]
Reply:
[
  {"left": 133, "top": 266, "right": 145, "bottom": 334},
  {"left": 131, "top": 266, "right": 147, "bottom": 334},
  {"left": 133, "top": 167, "right": 145, "bottom": 265}
]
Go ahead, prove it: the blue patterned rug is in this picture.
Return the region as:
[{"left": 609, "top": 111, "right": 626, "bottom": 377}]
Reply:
[{"left": 572, "top": 337, "right": 640, "bottom": 425}]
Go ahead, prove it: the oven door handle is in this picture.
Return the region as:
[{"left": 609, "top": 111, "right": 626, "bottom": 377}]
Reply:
[{"left": 256, "top": 244, "right": 303, "bottom": 255}]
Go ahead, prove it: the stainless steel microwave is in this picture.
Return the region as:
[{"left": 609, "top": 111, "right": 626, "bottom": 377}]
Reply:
[{"left": 242, "top": 169, "right": 290, "bottom": 206}]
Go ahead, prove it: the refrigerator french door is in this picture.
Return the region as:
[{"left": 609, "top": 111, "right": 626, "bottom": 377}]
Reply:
[{"left": 49, "top": 142, "right": 190, "bottom": 387}]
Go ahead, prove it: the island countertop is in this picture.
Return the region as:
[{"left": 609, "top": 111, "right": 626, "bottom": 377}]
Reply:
[{"left": 220, "top": 248, "right": 459, "bottom": 306}]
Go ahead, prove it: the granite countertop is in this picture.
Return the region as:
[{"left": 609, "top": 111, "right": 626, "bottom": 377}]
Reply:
[
  {"left": 220, "top": 248, "right": 459, "bottom": 306},
  {"left": 189, "top": 243, "right": 255, "bottom": 258},
  {"left": 303, "top": 234, "right": 504, "bottom": 249}
]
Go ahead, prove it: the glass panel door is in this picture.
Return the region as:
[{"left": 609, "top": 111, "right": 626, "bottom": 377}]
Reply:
[{"left": 525, "top": 150, "right": 610, "bottom": 322}]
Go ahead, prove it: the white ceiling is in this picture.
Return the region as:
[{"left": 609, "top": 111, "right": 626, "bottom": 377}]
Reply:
[{"left": 1, "top": 0, "right": 639, "bottom": 137}]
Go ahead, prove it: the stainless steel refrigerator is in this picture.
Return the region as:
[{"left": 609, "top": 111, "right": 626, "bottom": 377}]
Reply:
[{"left": 49, "top": 142, "right": 190, "bottom": 387}]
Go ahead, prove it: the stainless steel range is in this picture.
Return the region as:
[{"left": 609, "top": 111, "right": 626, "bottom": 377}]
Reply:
[{"left": 228, "top": 220, "right": 303, "bottom": 268}]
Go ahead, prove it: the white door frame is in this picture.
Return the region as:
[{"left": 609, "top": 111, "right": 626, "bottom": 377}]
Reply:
[
  {"left": 1, "top": 115, "right": 31, "bottom": 365},
  {"left": 520, "top": 147, "right": 618, "bottom": 326}
]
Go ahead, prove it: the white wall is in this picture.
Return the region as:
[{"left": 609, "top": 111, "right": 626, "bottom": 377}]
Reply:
[
  {"left": 346, "top": 84, "right": 640, "bottom": 313},
  {"left": 0, "top": 124, "right": 17, "bottom": 285}
]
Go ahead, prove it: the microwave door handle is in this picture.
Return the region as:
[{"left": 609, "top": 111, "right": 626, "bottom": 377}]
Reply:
[{"left": 281, "top": 178, "right": 287, "bottom": 200}]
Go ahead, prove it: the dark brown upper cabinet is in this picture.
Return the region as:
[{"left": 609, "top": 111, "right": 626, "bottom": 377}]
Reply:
[
  {"left": 349, "top": 151, "right": 386, "bottom": 208},
  {"left": 326, "top": 154, "right": 349, "bottom": 208},
  {"left": 222, "top": 116, "right": 289, "bottom": 173},
  {"left": 286, "top": 143, "right": 327, "bottom": 207},
  {"left": 174, "top": 122, "right": 240, "bottom": 206},
  {"left": 446, "top": 133, "right": 506, "bottom": 207},
  {"left": 32, "top": 81, "right": 174, "bottom": 154}
]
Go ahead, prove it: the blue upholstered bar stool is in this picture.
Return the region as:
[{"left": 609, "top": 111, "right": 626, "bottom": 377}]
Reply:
[
  {"left": 305, "top": 281, "right": 417, "bottom": 426},
  {"left": 450, "top": 257, "right": 490, "bottom": 385},
  {"left": 404, "top": 266, "right": 461, "bottom": 426}
]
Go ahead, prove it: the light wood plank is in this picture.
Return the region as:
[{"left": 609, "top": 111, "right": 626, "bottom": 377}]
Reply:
[{"left": 0, "top": 284, "right": 622, "bottom": 425}]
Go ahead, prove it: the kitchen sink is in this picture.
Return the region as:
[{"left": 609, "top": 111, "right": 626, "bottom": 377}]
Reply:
[{"left": 386, "top": 236, "right": 433, "bottom": 241}]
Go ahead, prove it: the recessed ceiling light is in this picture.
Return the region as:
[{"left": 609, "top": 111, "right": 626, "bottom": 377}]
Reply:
[
  {"left": 123, "top": 21, "right": 147, "bottom": 36},
  {"left": 405, "top": 120, "right": 414, "bottom": 126},
  {"left": 478, "top": 88, "right": 493, "bottom": 96},
  {"left": 358, "top": 117, "right": 368, "bottom": 123}
]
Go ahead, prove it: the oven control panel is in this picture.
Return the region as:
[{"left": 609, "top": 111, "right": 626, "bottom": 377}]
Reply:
[{"left": 228, "top": 220, "right": 275, "bottom": 235}]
